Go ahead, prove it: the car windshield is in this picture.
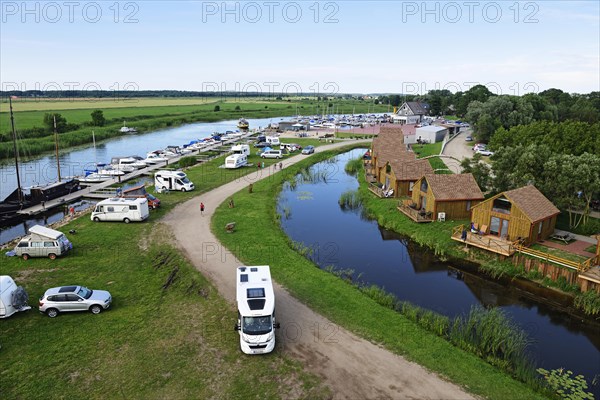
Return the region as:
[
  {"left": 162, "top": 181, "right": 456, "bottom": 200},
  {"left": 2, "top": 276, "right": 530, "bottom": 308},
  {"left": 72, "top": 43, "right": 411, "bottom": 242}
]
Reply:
[
  {"left": 181, "top": 177, "right": 190, "bottom": 184},
  {"left": 77, "top": 287, "right": 92, "bottom": 299},
  {"left": 242, "top": 316, "right": 272, "bottom": 335}
]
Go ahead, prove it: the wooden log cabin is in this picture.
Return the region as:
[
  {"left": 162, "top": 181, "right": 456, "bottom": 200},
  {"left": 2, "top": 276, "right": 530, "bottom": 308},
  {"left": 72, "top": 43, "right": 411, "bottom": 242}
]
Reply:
[
  {"left": 470, "top": 185, "right": 560, "bottom": 245},
  {"left": 371, "top": 128, "right": 433, "bottom": 197},
  {"left": 403, "top": 174, "right": 484, "bottom": 221}
]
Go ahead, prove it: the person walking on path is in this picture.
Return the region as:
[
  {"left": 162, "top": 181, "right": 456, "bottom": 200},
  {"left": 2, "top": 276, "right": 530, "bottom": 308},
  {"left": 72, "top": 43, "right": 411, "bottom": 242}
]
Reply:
[
  {"left": 279, "top": 162, "right": 283, "bottom": 169},
  {"left": 200, "top": 202, "right": 205, "bottom": 216}
]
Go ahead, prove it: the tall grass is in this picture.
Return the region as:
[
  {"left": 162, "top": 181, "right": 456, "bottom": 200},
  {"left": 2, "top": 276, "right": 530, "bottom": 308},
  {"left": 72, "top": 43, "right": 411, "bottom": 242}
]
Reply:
[
  {"left": 338, "top": 190, "right": 362, "bottom": 210},
  {"left": 574, "top": 291, "right": 600, "bottom": 316},
  {"left": 344, "top": 157, "right": 363, "bottom": 176}
]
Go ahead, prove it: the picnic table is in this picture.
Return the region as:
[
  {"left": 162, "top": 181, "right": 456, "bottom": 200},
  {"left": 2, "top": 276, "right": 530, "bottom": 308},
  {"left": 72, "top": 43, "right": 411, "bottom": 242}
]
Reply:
[{"left": 550, "top": 232, "right": 575, "bottom": 244}]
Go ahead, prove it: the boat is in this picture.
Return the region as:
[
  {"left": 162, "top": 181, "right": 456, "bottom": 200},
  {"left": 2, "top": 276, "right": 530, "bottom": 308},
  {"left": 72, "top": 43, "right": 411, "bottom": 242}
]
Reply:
[
  {"left": 119, "top": 121, "right": 137, "bottom": 134},
  {"left": 78, "top": 172, "right": 113, "bottom": 184},
  {"left": 237, "top": 118, "right": 249, "bottom": 130},
  {"left": 111, "top": 156, "right": 146, "bottom": 170},
  {"left": 145, "top": 151, "right": 169, "bottom": 164},
  {"left": 0, "top": 99, "right": 81, "bottom": 224},
  {"left": 96, "top": 163, "right": 126, "bottom": 176}
]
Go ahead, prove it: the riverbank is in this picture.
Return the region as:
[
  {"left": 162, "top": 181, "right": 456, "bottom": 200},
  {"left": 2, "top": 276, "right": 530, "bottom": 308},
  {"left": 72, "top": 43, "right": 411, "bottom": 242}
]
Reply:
[
  {"left": 0, "top": 98, "right": 391, "bottom": 160},
  {"left": 211, "top": 145, "right": 546, "bottom": 399}
]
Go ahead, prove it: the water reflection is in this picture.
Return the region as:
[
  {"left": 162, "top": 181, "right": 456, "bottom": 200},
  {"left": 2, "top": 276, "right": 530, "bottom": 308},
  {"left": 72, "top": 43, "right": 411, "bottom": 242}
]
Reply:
[{"left": 278, "top": 148, "right": 600, "bottom": 394}]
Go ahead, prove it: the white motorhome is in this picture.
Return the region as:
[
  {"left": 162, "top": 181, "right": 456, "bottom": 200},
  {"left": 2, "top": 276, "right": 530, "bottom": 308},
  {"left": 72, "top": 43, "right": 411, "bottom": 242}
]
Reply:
[
  {"left": 14, "top": 225, "right": 72, "bottom": 260},
  {"left": 91, "top": 197, "right": 149, "bottom": 223},
  {"left": 266, "top": 136, "right": 280, "bottom": 146},
  {"left": 231, "top": 144, "right": 250, "bottom": 156},
  {"left": 235, "top": 265, "right": 280, "bottom": 354},
  {"left": 154, "top": 170, "right": 195, "bottom": 192},
  {"left": 0, "top": 276, "right": 31, "bottom": 318}
]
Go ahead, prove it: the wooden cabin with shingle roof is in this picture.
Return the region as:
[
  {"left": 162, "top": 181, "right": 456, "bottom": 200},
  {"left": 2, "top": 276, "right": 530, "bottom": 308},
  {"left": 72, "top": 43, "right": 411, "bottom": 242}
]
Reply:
[
  {"left": 370, "top": 128, "right": 434, "bottom": 197},
  {"left": 404, "top": 174, "right": 484, "bottom": 221},
  {"left": 470, "top": 185, "right": 560, "bottom": 245}
]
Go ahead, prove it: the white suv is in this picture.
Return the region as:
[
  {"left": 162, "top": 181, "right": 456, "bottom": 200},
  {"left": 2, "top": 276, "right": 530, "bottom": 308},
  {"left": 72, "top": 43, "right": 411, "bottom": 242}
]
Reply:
[
  {"left": 261, "top": 150, "right": 283, "bottom": 159},
  {"left": 39, "top": 285, "right": 112, "bottom": 318}
]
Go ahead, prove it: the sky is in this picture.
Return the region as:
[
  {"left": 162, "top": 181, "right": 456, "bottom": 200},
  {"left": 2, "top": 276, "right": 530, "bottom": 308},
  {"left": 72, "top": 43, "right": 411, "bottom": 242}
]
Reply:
[{"left": 1, "top": 1, "right": 599, "bottom": 95}]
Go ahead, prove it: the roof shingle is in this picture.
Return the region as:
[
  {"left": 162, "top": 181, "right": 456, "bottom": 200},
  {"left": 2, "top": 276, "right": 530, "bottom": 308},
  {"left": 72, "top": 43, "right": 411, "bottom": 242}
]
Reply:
[
  {"left": 503, "top": 185, "right": 560, "bottom": 222},
  {"left": 424, "top": 174, "right": 484, "bottom": 201}
]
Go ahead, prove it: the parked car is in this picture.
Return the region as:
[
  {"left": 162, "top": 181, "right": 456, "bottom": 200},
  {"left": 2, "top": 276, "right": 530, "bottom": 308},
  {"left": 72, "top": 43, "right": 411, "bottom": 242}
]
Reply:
[
  {"left": 472, "top": 143, "right": 487, "bottom": 152},
  {"left": 476, "top": 149, "right": 494, "bottom": 156},
  {"left": 301, "top": 145, "right": 315, "bottom": 155},
  {"left": 254, "top": 141, "right": 269, "bottom": 148},
  {"left": 261, "top": 150, "right": 283, "bottom": 159},
  {"left": 464, "top": 136, "right": 473, "bottom": 142},
  {"left": 39, "top": 285, "right": 112, "bottom": 318}
]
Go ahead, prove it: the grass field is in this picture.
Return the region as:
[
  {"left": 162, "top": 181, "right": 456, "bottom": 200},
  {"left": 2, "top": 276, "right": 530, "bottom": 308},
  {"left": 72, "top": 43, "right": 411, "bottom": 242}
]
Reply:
[
  {"left": 0, "top": 151, "right": 336, "bottom": 399},
  {"left": 211, "top": 146, "right": 547, "bottom": 400}
]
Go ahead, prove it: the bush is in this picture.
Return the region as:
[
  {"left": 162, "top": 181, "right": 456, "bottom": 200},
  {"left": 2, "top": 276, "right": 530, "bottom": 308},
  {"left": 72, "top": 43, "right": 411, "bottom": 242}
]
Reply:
[
  {"left": 214, "top": 105, "right": 220, "bottom": 112},
  {"left": 177, "top": 156, "right": 197, "bottom": 168}
]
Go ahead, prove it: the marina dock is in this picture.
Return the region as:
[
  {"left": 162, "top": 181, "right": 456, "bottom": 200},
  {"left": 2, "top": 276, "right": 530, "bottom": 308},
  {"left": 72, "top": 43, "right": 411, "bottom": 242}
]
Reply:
[{"left": 15, "top": 132, "right": 255, "bottom": 217}]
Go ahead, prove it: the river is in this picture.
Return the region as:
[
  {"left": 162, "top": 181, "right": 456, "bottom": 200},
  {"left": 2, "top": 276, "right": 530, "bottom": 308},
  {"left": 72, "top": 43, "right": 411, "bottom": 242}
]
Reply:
[
  {"left": 277, "top": 148, "right": 600, "bottom": 395},
  {"left": 0, "top": 116, "right": 283, "bottom": 243}
]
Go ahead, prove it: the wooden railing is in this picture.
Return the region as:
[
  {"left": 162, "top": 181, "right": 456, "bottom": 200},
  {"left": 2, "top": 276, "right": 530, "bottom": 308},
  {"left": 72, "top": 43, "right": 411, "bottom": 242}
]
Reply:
[
  {"left": 514, "top": 244, "right": 595, "bottom": 273},
  {"left": 398, "top": 201, "right": 433, "bottom": 222},
  {"left": 368, "top": 182, "right": 384, "bottom": 197},
  {"left": 451, "top": 224, "right": 517, "bottom": 256}
]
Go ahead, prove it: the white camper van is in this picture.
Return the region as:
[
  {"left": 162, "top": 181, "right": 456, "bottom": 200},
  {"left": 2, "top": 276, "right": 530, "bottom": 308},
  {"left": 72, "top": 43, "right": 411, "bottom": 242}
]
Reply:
[
  {"left": 14, "top": 225, "right": 72, "bottom": 260},
  {"left": 91, "top": 197, "right": 149, "bottom": 223},
  {"left": 231, "top": 144, "right": 250, "bottom": 156},
  {"left": 0, "top": 276, "right": 31, "bottom": 318},
  {"left": 154, "top": 170, "right": 195, "bottom": 192},
  {"left": 235, "top": 265, "right": 280, "bottom": 354}
]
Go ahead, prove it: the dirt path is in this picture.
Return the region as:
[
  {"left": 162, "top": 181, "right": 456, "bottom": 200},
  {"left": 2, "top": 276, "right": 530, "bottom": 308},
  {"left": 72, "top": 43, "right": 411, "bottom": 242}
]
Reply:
[
  {"left": 164, "top": 141, "right": 474, "bottom": 400},
  {"left": 441, "top": 129, "right": 476, "bottom": 173}
]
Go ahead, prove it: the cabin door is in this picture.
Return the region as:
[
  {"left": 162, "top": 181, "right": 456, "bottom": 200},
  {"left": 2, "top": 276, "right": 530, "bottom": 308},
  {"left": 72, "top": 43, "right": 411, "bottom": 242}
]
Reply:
[{"left": 490, "top": 217, "right": 509, "bottom": 238}]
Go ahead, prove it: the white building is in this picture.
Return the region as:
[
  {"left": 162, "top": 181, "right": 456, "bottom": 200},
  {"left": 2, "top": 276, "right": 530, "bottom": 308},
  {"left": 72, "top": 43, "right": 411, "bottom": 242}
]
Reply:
[{"left": 415, "top": 125, "right": 448, "bottom": 144}]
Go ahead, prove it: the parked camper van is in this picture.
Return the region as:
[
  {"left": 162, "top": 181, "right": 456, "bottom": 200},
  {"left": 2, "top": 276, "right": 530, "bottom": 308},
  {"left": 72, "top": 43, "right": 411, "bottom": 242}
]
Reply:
[
  {"left": 154, "top": 170, "right": 195, "bottom": 192},
  {"left": 0, "top": 276, "right": 31, "bottom": 318},
  {"left": 231, "top": 144, "right": 250, "bottom": 156},
  {"left": 91, "top": 197, "right": 149, "bottom": 223},
  {"left": 14, "top": 225, "right": 72, "bottom": 260},
  {"left": 235, "top": 265, "right": 280, "bottom": 354}
]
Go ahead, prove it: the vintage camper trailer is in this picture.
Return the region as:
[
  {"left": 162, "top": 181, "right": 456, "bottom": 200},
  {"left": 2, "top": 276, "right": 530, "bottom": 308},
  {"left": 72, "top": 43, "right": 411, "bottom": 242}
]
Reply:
[{"left": 0, "top": 276, "right": 31, "bottom": 318}]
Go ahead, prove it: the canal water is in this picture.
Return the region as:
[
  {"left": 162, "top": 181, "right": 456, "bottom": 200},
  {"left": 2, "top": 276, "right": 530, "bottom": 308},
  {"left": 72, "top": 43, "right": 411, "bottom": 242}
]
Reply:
[
  {"left": 277, "top": 148, "right": 600, "bottom": 394},
  {"left": 0, "top": 116, "right": 282, "bottom": 244}
]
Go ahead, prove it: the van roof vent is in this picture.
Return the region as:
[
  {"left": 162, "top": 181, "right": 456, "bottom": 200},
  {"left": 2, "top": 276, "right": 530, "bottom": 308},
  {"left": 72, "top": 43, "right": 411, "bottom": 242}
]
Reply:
[
  {"left": 250, "top": 267, "right": 258, "bottom": 272},
  {"left": 247, "top": 299, "right": 266, "bottom": 310}
]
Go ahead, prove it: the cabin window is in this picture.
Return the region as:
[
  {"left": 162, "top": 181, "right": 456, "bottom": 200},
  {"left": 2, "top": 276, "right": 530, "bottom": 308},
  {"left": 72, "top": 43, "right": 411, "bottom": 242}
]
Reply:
[
  {"left": 129, "top": 205, "right": 138, "bottom": 210},
  {"left": 466, "top": 200, "right": 471, "bottom": 211},
  {"left": 420, "top": 180, "right": 428, "bottom": 193},
  {"left": 107, "top": 206, "right": 115, "bottom": 212},
  {"left": 44, "top": 242, "right": 55, "bottom": 247},
  {"left": 492, "top": 198, "right": 511, "bottom": 214},
  {"left": 538, "top": 222, "right": 543, "bottom": 234},
  {"left": 17, "top": 242, "right": 29, "bottom": 247},
  {"left": 31, "top": 242, "right": 43, "bottom": 248},
  {"left": 409, "top": 182, "right": 415, "bottom": 192}
]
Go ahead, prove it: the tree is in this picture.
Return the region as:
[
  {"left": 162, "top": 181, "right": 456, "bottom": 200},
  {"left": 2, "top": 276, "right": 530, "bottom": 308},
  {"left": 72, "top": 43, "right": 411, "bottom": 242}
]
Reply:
[
  {"left": 90, "top": 110, "right": 105, "bottom": 126},
  {"left": 43, "top": 113, "right": 68, "bottom": 133},
  {"left": 214, "top": 105, "right": 220, "bottom": 112},
  {"left": 455, "top": 85, "right": 494, "bottom": 116},
  {"left": 460, "top": 154, "right": 492, "bottom": 192},
  {"left": 235, "top": 105, "right": 241, "bottom": 111}
]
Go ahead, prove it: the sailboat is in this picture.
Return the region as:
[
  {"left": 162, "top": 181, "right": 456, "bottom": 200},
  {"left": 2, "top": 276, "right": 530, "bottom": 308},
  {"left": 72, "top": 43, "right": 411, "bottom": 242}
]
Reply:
[{"left": 0, "top": 99, "right": 81, "bottom": 225}]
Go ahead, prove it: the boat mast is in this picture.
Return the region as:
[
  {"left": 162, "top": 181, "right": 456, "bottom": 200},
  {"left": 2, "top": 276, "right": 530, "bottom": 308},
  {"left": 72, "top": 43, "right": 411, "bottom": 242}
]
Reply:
[
  {"left": 53, "top": 116, "right": 62, "bottom": 182},
  {"left": 9, "top": 97, "right": 24, "bottom": 203}
]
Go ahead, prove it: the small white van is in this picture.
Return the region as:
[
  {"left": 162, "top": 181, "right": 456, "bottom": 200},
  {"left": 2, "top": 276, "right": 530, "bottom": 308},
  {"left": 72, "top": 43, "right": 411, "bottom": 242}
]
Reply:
[
  {"left": 91, "top": 197, "right": 149, "bottom": 223},
  {"left": 154, "top": 170, "right": 195, "bottom": 192},
  {"left": 0, "top": 276, "right": 31, "bottom": 318},
  {"left": 14, "top": 225, "right": 72, "bottom": 260}
]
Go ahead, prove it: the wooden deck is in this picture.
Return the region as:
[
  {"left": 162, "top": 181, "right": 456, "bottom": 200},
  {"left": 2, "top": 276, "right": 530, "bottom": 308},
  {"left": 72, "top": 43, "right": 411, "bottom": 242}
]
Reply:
[
  {"left": 397, "top": 202, "right": 434, "bottom": 223},
  {"left": 451, "top": 225, "right": 518, "bottom": 256},
  {"left": 368, "top": 182, "right": 384, "bottom": 198},
  {"left": 15, "top": 132, "right": 255, "bottom": 216}
]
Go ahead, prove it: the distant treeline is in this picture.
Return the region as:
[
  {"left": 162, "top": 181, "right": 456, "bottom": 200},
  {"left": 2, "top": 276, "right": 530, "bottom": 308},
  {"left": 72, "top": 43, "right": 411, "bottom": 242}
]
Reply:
[{"left": 0, "top": 90, "right": 351, "bottom": 99}]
